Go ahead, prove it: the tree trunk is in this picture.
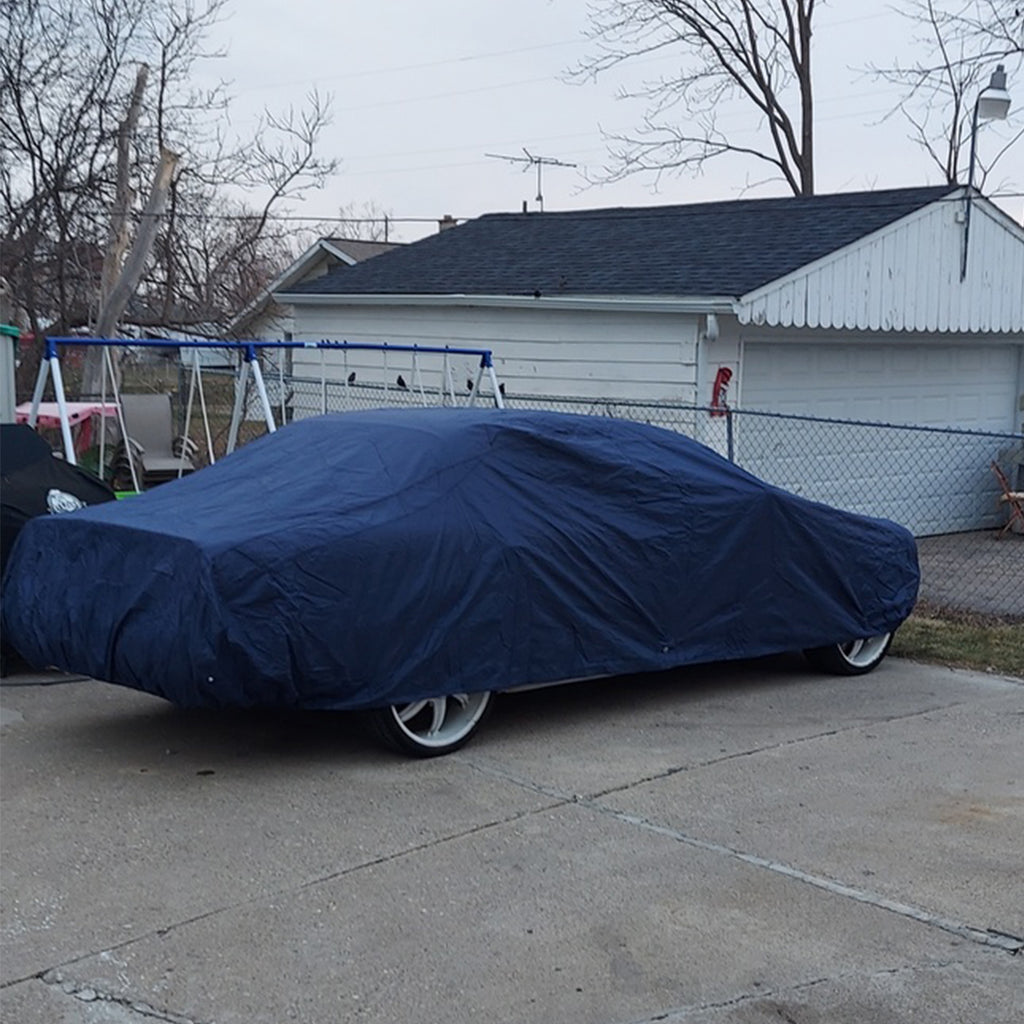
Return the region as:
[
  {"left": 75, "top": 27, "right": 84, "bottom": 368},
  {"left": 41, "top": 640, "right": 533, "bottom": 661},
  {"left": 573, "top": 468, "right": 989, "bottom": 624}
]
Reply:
[
  {"left": 81, "top": 147, "right": 180, "bottom": 396},
  {"left": 99, "top": 65, "right": 148, "bottom": 305},
  {"left": 96, "top": 147, "right": 179, "bottom": 337},
  {"left": 82, "top": 65, "right": 149, "bottom": 397},
  {"left": 798, "top": 0, "right": 814, "bottom": 195}
]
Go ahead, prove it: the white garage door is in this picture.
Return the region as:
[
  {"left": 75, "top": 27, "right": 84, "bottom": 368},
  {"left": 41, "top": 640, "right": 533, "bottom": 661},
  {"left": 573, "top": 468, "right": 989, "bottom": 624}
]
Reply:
[{"left": 739, "top": 342, "right": 1021, "bottom": 535}]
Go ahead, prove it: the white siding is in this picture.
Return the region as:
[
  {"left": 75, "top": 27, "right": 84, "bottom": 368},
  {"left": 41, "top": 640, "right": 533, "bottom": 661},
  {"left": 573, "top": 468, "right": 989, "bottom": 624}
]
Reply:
[
  {"left": 243, "top": 304, "right": 294, "bottom": 343},
  {"left": 738, "top": 199, "right": 1024, "bottom": 333},
  {"left": 290, "top": 303, "right": 700, "bottom": 403}
]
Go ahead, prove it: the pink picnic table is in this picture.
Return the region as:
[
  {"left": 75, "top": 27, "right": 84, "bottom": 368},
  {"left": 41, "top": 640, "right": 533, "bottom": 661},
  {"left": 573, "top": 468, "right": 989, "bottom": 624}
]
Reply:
[{"left": 16, "top": 401, "right": 120, "bottom": 453}]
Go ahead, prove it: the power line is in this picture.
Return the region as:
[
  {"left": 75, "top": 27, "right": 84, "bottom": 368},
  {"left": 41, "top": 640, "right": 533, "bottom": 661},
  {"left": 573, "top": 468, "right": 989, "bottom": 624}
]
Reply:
[
  {"left": 224, "top": 38, "right": 588, "bottom": 94},
  {"left": 334, "top": 73, "right": 562, "bottom": 114},
  {"left": 144, "top": 191, "right": 1024, "bottom": 225}
]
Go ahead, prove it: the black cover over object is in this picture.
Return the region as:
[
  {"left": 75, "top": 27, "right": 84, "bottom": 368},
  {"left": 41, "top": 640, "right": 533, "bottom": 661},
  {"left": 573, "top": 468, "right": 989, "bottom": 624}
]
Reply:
[
  {"left": 2, "top": 424, "right": 117, "bottom": 570},
  {"left": 1, "top": 424, "right": 116, "bottom": 673}
]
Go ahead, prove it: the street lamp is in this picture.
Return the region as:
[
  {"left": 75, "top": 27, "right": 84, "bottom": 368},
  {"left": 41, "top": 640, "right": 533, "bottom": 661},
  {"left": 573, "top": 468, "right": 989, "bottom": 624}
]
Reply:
[{"left": 961, "top": 64, "right": 1012, "bottom": 280}]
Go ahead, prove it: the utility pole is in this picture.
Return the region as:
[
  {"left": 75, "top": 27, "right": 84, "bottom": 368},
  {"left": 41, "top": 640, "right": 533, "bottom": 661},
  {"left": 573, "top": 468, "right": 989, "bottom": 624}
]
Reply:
[{"left": 485, "top": 149, "right": 578, "bottom": 212}]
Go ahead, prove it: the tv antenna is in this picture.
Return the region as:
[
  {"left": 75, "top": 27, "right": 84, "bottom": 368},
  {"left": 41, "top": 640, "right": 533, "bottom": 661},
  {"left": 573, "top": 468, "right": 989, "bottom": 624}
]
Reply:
[{"left": 486, "top": 149, "right": 578, "bottom": 212}]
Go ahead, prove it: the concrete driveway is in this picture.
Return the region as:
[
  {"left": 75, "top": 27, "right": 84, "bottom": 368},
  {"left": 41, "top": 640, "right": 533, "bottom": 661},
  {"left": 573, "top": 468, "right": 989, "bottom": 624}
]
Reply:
[{"left": 2, "top": 655, "right": 1022, "bottom": 1024}]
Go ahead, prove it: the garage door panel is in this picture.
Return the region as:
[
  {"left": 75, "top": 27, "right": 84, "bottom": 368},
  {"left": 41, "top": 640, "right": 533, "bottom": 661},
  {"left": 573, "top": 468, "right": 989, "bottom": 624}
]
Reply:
[
  {"left": 743, "top": 342, "right": 1016, "bottom": 429},
  {"left": 740, "top": 342, "right": 1019, "bottom": 535}
]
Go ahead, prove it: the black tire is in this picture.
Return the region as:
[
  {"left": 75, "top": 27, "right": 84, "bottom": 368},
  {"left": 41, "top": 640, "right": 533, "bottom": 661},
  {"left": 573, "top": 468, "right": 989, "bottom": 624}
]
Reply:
[
  {"left": 804, "top": 632, "right": 894, "bottom": 676},
  {"left": 367, "top": 691, "right": 494, "bottom": 757}
]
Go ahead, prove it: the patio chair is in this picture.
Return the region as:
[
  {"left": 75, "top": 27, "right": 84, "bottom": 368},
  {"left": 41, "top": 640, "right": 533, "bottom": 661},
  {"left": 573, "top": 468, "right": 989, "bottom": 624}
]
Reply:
[
  {"left": 114, "top": 393, "right": 197, "bottom": 490},
  {"left": 990, "top": 461, "right": 1024, "bottom": 537}
]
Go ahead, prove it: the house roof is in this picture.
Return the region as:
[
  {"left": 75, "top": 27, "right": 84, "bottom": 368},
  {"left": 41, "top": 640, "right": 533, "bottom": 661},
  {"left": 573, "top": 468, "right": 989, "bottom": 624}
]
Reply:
[
  {"left": 230, "top": 236, "right": 400, "bottom": 333},
  {"left": 282, "top": 186, "right": 959, "bottom": 301},
  {"left": 322, "top": 238, "right": 398, "bottom": 263}
]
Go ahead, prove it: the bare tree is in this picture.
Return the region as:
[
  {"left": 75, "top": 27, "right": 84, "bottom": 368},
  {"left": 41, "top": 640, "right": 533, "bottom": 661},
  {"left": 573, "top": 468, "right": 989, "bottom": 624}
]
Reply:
[
  {"left": 1, "top": 0, "right": 142, "bottom": 339},
  {"left": 336, "top": 200, "right": 397, "bottom": 242},
  {"left": 0, "top": 0, "right": 337, "bottom": 393},
  {"left": 149, "top": 91, "right": 337, "bottom": 334},
  {"left": 870, "top": 1, "right": 1023, "bottom": 185},
  {"left": 576, "top": 1, "right": 818, "bottom": 195},
  {"left": 298, "top": 200, "right": 397, "bottom": 248}
]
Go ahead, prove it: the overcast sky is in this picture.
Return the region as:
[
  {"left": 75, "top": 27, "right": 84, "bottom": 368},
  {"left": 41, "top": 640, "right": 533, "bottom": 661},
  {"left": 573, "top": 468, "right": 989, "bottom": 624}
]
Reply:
[{"left": 202, "top": 0, "right": 1022, "bottom": 241}]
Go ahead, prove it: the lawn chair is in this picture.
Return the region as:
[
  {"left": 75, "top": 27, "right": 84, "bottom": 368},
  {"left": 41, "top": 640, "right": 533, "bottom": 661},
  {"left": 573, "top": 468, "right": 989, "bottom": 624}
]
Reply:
[
  {"left": 113, "top": 393, "right": 197, "bottom": 490},
  {"left": 991, "top": 461, "right": 1024, "bottom": 537}
]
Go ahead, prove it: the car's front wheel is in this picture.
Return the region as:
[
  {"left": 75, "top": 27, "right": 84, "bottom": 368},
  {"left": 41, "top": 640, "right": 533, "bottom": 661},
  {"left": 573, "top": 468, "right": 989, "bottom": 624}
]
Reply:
[
  {"left": 367, "top": 691, "right": 494, "bottom": 757},
  {"left": 804, "top": 633, "right": 893, "bottom": 675}
]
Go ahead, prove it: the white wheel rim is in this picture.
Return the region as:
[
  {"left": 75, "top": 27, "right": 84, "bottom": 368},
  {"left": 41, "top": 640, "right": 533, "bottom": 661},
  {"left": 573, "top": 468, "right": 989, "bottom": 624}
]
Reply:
[
  {"left": 388, "top": 692, "right": 491, "bottom": 750},
  {"left": 837, "top": 633, "right": 891, "bottom": 668}
]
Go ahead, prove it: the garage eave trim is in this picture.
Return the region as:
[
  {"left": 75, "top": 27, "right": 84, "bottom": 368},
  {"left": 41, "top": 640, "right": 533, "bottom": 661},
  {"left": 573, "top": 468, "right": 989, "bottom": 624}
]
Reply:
[{"left": 274, "top": 292, "right": 739, "bottom": 315}]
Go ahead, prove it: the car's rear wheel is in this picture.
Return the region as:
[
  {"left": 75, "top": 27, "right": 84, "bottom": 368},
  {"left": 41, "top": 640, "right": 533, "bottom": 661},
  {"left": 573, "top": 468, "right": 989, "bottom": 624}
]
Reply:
[
  {"left": 367, "top": 691, "right": 494, "bottom": 757},
  {"left": 804, "top": 633, "right": 893, "bottom": 675}
]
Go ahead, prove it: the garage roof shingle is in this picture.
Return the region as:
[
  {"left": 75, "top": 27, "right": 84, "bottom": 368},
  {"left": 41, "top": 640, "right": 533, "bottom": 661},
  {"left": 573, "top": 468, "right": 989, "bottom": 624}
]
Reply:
[{"left": 284, "top": 186, "right": 958, "bottom": 300}]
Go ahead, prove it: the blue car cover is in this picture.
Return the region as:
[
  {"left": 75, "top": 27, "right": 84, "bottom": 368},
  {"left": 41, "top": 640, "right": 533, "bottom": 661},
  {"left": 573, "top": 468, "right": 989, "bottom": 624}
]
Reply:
[{"left": 1, "top": 409, "right": 919, "bottom": 710}]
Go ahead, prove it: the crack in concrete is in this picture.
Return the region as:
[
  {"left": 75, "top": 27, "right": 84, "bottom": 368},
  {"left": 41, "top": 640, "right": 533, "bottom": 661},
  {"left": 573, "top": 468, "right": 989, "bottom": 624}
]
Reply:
[
  {"left": 590, "top": 697, "right": 988, "bottom": 803},
  {"left": 615, "top": 957, "right": 976, "bottom": 1023},
  {"left": 599, "top": 805, "right": 1023, "bottom": 954},
  {"left": 39, "top": 970, "right": 212, "bottom": 1024},
  {"left": 463, "top": 696, "right": 972, "bottom": 807}
]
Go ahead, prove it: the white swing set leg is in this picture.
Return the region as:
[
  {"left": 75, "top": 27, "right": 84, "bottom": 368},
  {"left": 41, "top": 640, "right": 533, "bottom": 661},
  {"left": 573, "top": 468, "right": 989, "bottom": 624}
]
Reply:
[
  {"left": 467, "top": 364, "right": 487, "bottom": 408},
  {"left": 178, "top": 349, "right": 199, "bottom": 478},
  {"left": 441, "top": 351, "right": 453, "bottom": 406},
  {"left": 27, "top": 352, "right": 49, "bottom": 427},
  {"left": 99, "top": 347, "right": 108, "bottom": 478},
  {"left": 249, "top": 354, "right": 277, "bottom": 436},
  {"left": 322, "top": 348, "right": 329, "bottom": 415},
  {"left": 29, "top": 344, "right": 77, "bottom": 463},
  {"left": 226, "top": 346, "right": 274, "bottom": 453},
  {"left": 411, "top": 348, "right": 428, "bottom": 403},
  {"left": 198, "top": 352, "right": 215, "bottom": 465},
  {"left": 104, "top": 345, "right": 141, "bottom": 493},
  {"left": 226, "top": 357, "right": 249, "bottom": 455},
  {"left": 488, "top": 363, "right": 505, "bottom": 409}
]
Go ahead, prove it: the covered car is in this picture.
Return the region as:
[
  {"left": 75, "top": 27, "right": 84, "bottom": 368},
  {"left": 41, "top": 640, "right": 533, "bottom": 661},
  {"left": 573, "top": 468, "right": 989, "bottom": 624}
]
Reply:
[{"left": 1, "top": 408, "right": 918, "bottom": 754}]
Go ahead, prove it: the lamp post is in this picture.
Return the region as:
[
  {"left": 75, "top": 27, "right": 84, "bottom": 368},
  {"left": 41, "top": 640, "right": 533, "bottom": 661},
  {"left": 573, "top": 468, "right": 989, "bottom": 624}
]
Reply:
[{"left": 961, "top": 64, "right": 1012, "bottom": 281}]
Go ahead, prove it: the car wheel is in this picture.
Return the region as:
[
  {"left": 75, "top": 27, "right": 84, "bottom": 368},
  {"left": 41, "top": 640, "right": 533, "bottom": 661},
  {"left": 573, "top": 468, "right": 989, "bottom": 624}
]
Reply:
[
  {"left": 804, "top": 633, "right": 893, "bottom": 675},
  {"left": 367, "top": 691, "right": 494, "bottom": 757}
]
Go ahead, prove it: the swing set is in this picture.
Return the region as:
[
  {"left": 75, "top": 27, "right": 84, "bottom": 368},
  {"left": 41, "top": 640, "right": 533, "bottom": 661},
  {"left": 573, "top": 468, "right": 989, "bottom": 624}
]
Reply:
[{"left": 26, "top": 337, "right": 505, "bottom": 491}]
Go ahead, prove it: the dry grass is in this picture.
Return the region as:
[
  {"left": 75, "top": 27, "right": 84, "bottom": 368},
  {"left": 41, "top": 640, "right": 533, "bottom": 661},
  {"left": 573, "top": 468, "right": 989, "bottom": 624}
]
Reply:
[{"left": 892, "top": 607, "right": 1024, "bottom": 679}]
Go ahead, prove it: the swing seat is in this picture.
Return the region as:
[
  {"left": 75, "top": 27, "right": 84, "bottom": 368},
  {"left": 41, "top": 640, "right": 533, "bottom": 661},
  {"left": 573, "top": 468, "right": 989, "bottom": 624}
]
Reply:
[{"left": 115, "top": 393, "right": 196, "bottom": 489}]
